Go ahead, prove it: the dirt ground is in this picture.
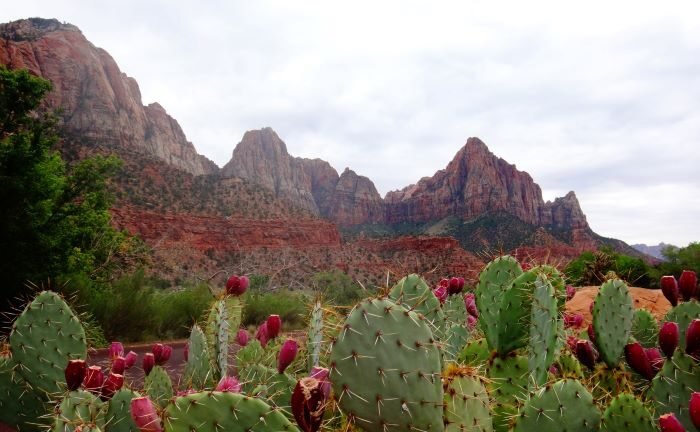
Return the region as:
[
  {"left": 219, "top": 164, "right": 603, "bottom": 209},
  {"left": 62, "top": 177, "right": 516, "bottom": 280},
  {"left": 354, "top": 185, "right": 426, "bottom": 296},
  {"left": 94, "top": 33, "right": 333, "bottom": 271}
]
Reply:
[{"left": 566, "top": 286, "right": 672, "bottom": 326}]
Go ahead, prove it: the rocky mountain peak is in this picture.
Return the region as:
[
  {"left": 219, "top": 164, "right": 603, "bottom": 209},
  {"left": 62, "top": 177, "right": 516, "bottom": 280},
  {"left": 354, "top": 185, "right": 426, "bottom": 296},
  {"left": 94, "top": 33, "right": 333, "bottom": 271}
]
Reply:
[{"left": 0, "top": 18, "right": 79, "bottom": 41}]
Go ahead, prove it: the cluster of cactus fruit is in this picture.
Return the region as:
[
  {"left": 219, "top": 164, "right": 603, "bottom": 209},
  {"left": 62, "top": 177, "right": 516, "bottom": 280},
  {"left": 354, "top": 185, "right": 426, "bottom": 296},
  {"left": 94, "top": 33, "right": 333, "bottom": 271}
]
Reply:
[{"left": 1, "top": 261, "right": 700, "bottom": 431}]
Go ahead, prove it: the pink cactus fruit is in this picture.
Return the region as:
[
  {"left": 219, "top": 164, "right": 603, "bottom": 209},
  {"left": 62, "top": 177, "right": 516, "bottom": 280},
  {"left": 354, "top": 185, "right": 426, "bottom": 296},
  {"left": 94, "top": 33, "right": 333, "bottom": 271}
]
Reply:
[
  {"left": 448, "top": 277, "right": 462, "bottom": 295},
  {"left": 686, "top": 319, "right": 700, "bottom": 359},
  {"left": 130, "top": 396, "right": 163, "bottom": 432},
  {"left": 256, "top": 322, "right": 270, "bottom": 347},
  {"left": 65, "top": 359, "right": 87, "bottom": 391},
  {"left": 310, "top": 366, "right": 331, "bottom": 400},
  {"left": 645, "top": 347, "right": 664, "bottom": 375},
  {"left": 225, "top": 274, "right": 248, "bottom": 296},
  {"left": 464, "top": 293, "right": 478, "bottom": 318},
  {"left": 565, "top": 285, "right": 576, "bottom": 301},
  {"left": 83, "top": 365, "right": 104, "bottom": 395},
  {"left": 142, "top": 353, "right": 155, "bottom": 376},
  {"left": 575, "top": 340, "right": 597, "bottom": 370},
  {"left": 183, "top": 343, "right": 188, "bottom": 362},
  {"left": 659, "top": 321, "right": 680, "bottom": 358},
  {"left": 564, "top": 313, "right": 584, "bottom": 329},
  {"left": 439, "top": 278, "right": 449, "bottom": 288},
  {"left": 291, "top": 377, "right": 326, "bottom": 432},
  {"left": 112, "top": 356, "right": 126, "bottom": 375},
  {"left": 151, "top": 344, "right": 170, "bottom": 365},
  {"left": 679, "top": 270, "right": 698, "bottom": 301},
  {"left": 566, "top": 336, "right": 578, "bottom": 352},
  {"left": 266, "top": 314, "right": 282, "bottom": 339},
  {"left": 661, "top": 275, "right": 680, "bottom": 307},
  {"left": 432, "top": 285, "right": 447, "bottom": 304},
  {"left": 625, "top": 342, "right": 654, "bottom": 380},
  {"left": 658, "top": 413, "right": 686, "bottom": 432},
  {"left": 109, "top": 342, "right": 124, "bottom": 361},
  {"left": 466, "top": 314, "right": 478, "bottom": 330},
  {"left": 151, "top": 344, "right": 163, "bottom": 362},
  {"left": 124, "top": 351, "right": 138, "bottom": 369},
  {"left": 690, "top": 392, "right": 700, "bottom": 430},
  {"left": 278, "top": 339, "right": 299, "bottom": 374},
  {"left": 237, "top": 329, "right": 249, "bottom": 346},
  {"left": 100, "top": 372, "right": 124, "bottom": 401},
  {"left": 215, "top": 375, "right": 242, "bottom": 393},
  {"left": 160, "top": 345, "right": 172, "bottom": 364},
  {"left": 587, "top": 324, "right": 596, "bottom": 345}
]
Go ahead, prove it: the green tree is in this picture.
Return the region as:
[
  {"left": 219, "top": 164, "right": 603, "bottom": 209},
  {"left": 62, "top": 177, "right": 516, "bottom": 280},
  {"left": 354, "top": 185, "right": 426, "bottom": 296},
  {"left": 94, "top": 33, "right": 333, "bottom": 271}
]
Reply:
[
  {"left": 313, "top": 270, "right": 365, "bottom": 305},
  {"left": 0, "top": 67, "right": 143, "bottom": 310}
]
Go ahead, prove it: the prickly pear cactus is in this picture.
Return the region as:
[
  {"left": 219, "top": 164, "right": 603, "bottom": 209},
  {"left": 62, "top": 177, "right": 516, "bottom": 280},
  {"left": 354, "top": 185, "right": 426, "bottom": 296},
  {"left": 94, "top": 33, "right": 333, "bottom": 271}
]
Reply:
[
  {"left": 600, "top": 393, "right": 655, "bottom": 432},
  {"left": 236, "top": 339, "right": 264, "bottom": 368},
  {"left": 104, "top": 389, "right": 140, "bottom": 432},
  {"left": 183, "top": 324, "right": 212, "bottom": 389},
  {"left": 9, "top": 291, "right": 88, "bottom": 395},
  {"left": 649, "top": 350, "right": 700, "bottom": 430},
  {"left": 487, "top": 354, "right": 528, "bottom": 432},
  {"left": 224, "top": 295, "right": 243, "bottom": 338},
  {"left": 476, "top": 256, "right": 522, "bottom": 350},
  {"left": 592, "top": 279, "right": 634, "bottom": 367},
  {"left": 458, "top": 338, "right": 490, "bottom": 367},
  {"left": 631, "top": 309, "right": 658, "bottom": 348},
  {"left": 52, "top": 390, "right": 105, "bottom": 432},
  {"left": 554, "top": 353, "right": 584, "bottom": 379},
  {"left": 497, "top": 270, "right": 542, "bottom": 354},
  {"left": 239, "top": 364, "right": 295, "bottom": 410},
  {"left": 528, "top": 274, "right": 559, "bottom": 386},
  {"left": 389, "top": 274, "right": 445, "bottom": 335},
  {"left": 144, "top": 365, "right": 173, "bottom": 408},
  {"left": 442, "top": 294, "right": 470, "bottom": 362},
  {"left": 444, "top": 367, "right": 492, "bottom": 432},
  {"left": 0, "top": 357, "right": 49, "bottom": 431},
  {"left": 205, "top": 299, "right": 229, "bottom": 379},
  {"left": 512, "top": 379, "right": 601, "bottom": 432},
  {"left": 329, "top": 297, "right": 444, "bottom": 432},
  {"left": 307, "top": 300, "right": 324, "bottom": 370},
  {"left": 163, "top": 391, "right": 299, "bottom": 432},
  {"left": 665, "top": 301, "right": 700, "bottom": 350}
]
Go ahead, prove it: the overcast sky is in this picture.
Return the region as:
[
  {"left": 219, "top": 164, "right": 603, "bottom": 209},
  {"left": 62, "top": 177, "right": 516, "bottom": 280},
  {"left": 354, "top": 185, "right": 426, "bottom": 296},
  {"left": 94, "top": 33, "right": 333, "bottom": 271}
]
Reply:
[{"left": 3, "top": 1, "right": 699, "bottom": 247}]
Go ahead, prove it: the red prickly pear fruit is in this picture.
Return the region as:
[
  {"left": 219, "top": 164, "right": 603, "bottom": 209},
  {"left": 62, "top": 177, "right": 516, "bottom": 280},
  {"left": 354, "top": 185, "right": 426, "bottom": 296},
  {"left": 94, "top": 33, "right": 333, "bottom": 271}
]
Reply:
[
  {"left": 439, "top": 278, "right": 449, "bottom": 288},
  {"left": 679, "top": 270, "right": 698, "bottom": 301},
  {"left": 237, "top": 329, "right": 249, "bottom": 346},
  {"left": 549, "top": 365, "right": 559, "bottom": 375},
  {"left": 466, "top": 314, "right": 478, "bottom": 329},
  {"left": 65, "top": 359, "right": 87, "bottom": 391},
  {"left": 659, "top": 413, "right": 686, "bottom": 432},
  {"left": 645, "top": 347, "right": 664, "bottom": 374},
  {"left": 151, "top": 344, "right": 163, "bottom": 361},
  {"left": 143, "top": 353, "right": 155, "bottom": 376},
  {"left": 686, "top": 319, "right": 700, "bottom": 358},
  {"left": 267, "top": 314, "right": 282, "bottom": 339},
  {"left": 130, "top": 396, "right": 162, "bottom": 432},
  {"left": 109, "top": 342, "right": 124, "bottom": 360},
  {"left": 564, "top": 313, "right": 584, "bottom": 329},
  {"left": 101, "top": 372, "right": 124, "bottom": 401},
  {"left": 159, "top": 345, "right": 172, "bottom": 365},
  {"left": 448, "top": 277, "right": 461, "bottom": 294},
  {"left": 225, "top": 275, "right": 248, "bottom": 296},
  {"left": 566, "top": 285, "right": 576, "bottom": 301},
  {"left": 661, "top": 276, "right": 680, "bottom": 306},
  {"left": 659, "top": 322, "right": 680, "bottom": 358},
  {"left": 292, "top": 377, "right": 326, "bottom": 432},
  {"left": 576, "top": 340, "right": 597, "bottom": 370},
  {"left": 566, "top": 336, "right": 578, "bottom": 352},
  {"left": 310, "top": 366, "right": 331, "bottom": 400},
  {"left": 84, "top": 365, "right": 104, "bottom": 395},
  {"left": 690, "top": 392, "right": 700, "bottom": 430},
  {"left": 176, "top": 389, "right": 197, "bottom": 397},
  {"left": 587, "top": 324, "right": 596, "bottom": 345},
  {"left": 278, "top": 339, "right": 298, "bottom": 374},
  {"left": 152, "top": 344, "right": 170, "bottom": 365},
  {"left": 215, "top": 375, "right": 242, "bottom": 393},
  {"left": 256, "top": 322, "right": 270, "bottom": 347},
  {"left": 183, "top": 343, "right": 188, "bottom": 362},
  {"left": 432, "top": 285, "right": 447, "bottom": 304},
  {"left": 464, "top": 293, "right": 478, "bottom": 318},
  {"left": 457, "top": 277, "right": 465, "bottom": 289},
  {"left": 124, "top": 351, "right": 137, "bottom": 369},
  {"left": 625, "top": 342, "right": 654, "bottom": 380},
  {"left": 112, "top": 356, "right": 126, "bottom": 375}
]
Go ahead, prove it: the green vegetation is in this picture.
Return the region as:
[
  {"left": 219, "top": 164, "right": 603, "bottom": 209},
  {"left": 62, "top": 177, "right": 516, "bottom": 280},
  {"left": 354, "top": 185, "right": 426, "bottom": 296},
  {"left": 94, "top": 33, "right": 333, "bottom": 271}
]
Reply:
[{"left": 312, "top": 269, "right": 366, "bottom": 305}]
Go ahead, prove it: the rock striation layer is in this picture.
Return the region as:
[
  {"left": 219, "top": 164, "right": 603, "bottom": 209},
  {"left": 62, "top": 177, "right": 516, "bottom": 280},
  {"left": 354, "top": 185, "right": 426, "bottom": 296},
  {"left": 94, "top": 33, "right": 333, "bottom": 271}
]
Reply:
[{"left": 0, "top": 18, "right": 216, "bottom": 175}]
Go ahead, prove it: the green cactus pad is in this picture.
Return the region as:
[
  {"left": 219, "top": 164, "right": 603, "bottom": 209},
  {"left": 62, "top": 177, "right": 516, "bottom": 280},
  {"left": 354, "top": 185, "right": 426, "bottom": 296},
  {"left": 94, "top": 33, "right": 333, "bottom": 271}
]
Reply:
[
  {"left": 592, "top": 279, "right": 634, "bottom": 367},
  {"left": 0, "top": 357, "right": 49, "bottom": 431},
  {"left": 442, "top": 295, "right": 470, "bottom": 362},
  {"left": 476, "top": 256, "right": 522, "bottom": 350},
  {"left": 497, "top": 270, "right": 538, "bottom": 354},
  {"left": 649, "top": 350, "right": 700, "bottom": 430},
  {"left": 532, "top": 265, "right": 566, "bottom": 310},
  {"left": 389, "top": 274, "right": 445, "bottom": 336},
  {"left": 600, "top": 393, "right": 654, "bottom": 432},
  {"left": 224, "top": 295, "right": 243, "bottom": 337},
  {"left": 664, "top": 300, "right": 700, "bottom": 350},
  {"left": 329, "top": 297, "right": 444, "bottom": 432},
  {"left": 487, "top": 354, "right": 528, "bottom": 432},
  {"left": 236, "top": 339, "right": 264, "bottom": 368},
  {"left": 205, "top": 299, "right": 229, "bottom": 379},
  {"left": 9, "top": 291, "right": 87, "bottom": 395},
  {"left": 307, "top": 300, "right": 324, "bottom": 370},
  {"left": 458, "top": 338, "right": 491, "bottom": 367},
  {"left": 144, "top": 365, "right": 173, "bottom": 408},
  {"left": 631, "top": 309, "right": 658, "bottom": 348},
  {"left": 52, "top": 390, "right": 105, "bottom": 432},
  {"left": 183, "top": 324, "right": 213, "bottom": 389},
  {"left": 513, "top": 379, "right": 601, "bottom": 432},
  {"left": 103, "top": 389, "right": 140, "bottom": 432},
  {"left": 555, "top": 353, "right": 584, "bottom": 379},
  {"left": 239, "top": 364, "right": 295, "bottom": 410},
  {"left": 444, "top": 369, "right": 493, "bottom": 432},
  {"left": 528, "top": 274, "right": 559, "bottom": 387},
  {"left": 163, "top": 391, "right": 299, "bottom": 432}
]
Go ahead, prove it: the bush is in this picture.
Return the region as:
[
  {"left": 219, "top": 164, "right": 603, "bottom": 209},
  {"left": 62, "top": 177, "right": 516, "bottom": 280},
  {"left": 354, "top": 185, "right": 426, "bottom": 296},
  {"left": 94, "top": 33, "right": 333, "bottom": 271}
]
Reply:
[
  {"left": 243, "top": 289, "right": 307, "bottom": 330},
  {"left": 312, "top": 270, "right": 366, "bottom": 306}
]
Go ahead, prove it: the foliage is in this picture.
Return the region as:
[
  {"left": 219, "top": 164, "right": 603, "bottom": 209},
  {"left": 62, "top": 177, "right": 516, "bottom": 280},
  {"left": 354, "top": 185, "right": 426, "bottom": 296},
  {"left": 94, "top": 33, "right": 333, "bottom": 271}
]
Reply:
[
  {"left": 565, "top": 247, "right": 651, "bottom": 287},
  {"left": 650, "top": 242, "right": 700, "bottom": 286},
  {"left": 243, "top": 289, "right": 307, "bottom": 329},
  {"left": 0, "top": 67, "right": 144, "bottom": 312},
  {"left": 312, "top": 270, "right": 365, "bottom": 305}
]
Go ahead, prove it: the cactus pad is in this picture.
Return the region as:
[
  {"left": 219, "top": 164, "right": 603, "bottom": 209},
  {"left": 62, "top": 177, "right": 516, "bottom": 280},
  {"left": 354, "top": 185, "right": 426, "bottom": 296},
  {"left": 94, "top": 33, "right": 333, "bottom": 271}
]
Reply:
[
  {"left": 512, "top": 379, "right": 600, "bottom": 432},
  {"left": 442, "top": 295, "right": 470, "bottom": 362},
  {"left": 600, "top": 393, "right": 654, "bottom": 432},
  {"left": 487, "top": 354, "right": 528, "bottom": 432},
  {"left": 476, "top": 256, "right": 522, "bottom": 350},
  {"left": 307, "top": 300, "right": 324, "bottom": 370},
  {"left": 239, "top": 363, "right": 295, "bottom": 409},
  {"left": 10, "top": 291, "right": 87, "bottom": 395},
  {"left": 205, "top": 299, "right": 229, "bottom": 379},
  {"left": 631, "top": 309, "right": 658, "bottom": 348},
  {"left": 664, "top": 300, "right": 700, "bottom": 350},
  {"left": 144, "top": 365, "right": 173, "bottom": 408},
  {"left": 592, "top": 279, "right": 634, "bottom": 367},
  {"left": 497, "top": 270, "right": 537, "bottom": 354},
  {"left": 52, "top": 390, "right": 105, "bottom": 432},
  {"left": 103, "top": 389, "right": 140, "bottom": 432},
  {"left": 528, "top": 274, "right": 559, "bottom": 387},
  {"left": 163, "top": 391, "right": 299, "bottom": 432},
  {"left": 458, "top": 338, "right": 491, "bottom": 367},
  {"left": 183, "top": 324, "right": 212, "bottom": 389},
  {"left": 329, "top": 297, "right": 444, "bottom": 432},
  {"left": 444, "top": 368, "right": 493, "bottom": 432},
  {"left": 649, "top": 350, "right": 700, "bottom": 430},
  {"left": 0, "top": 358, "right": 49, "bottom": 431},
  {"left": 389, "top": 274, "right": 445, "bottom": 336}
]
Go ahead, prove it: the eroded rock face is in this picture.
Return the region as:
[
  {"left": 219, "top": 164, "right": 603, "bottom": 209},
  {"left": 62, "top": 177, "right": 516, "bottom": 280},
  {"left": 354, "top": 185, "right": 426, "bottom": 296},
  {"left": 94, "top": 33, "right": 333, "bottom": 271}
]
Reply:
[
  {"left": 327, "top": 168, "right": 384, "bottom": 226},
  {"left": 0, "top": 18, "right": 217, "bottom": 175}
]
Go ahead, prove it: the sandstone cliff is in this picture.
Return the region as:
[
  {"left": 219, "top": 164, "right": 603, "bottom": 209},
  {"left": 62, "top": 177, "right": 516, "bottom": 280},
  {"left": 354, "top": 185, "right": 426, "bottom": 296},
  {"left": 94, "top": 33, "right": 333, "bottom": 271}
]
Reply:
[
  {"left": 0, "top": 18, "right": 216, "bottom": 175},
  {"left": 327, "top": 168, "right": 384, "bottom": 225}
]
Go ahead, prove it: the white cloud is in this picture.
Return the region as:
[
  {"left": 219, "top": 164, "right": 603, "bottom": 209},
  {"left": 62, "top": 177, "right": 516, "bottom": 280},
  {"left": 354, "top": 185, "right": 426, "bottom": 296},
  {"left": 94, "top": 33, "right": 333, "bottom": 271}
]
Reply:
[{"left": 2, "top": 0, "right": 699, "bottom": 246}]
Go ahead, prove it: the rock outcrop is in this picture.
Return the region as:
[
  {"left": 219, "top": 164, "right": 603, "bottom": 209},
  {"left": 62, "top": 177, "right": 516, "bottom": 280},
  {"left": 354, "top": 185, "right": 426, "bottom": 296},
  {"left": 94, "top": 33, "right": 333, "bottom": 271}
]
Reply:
[
  {"left": 327, "top": 168, "right": 384, "bottom": 225},
  {"left": 0, "top": 18, "right": 216, "bottom": 175}
]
